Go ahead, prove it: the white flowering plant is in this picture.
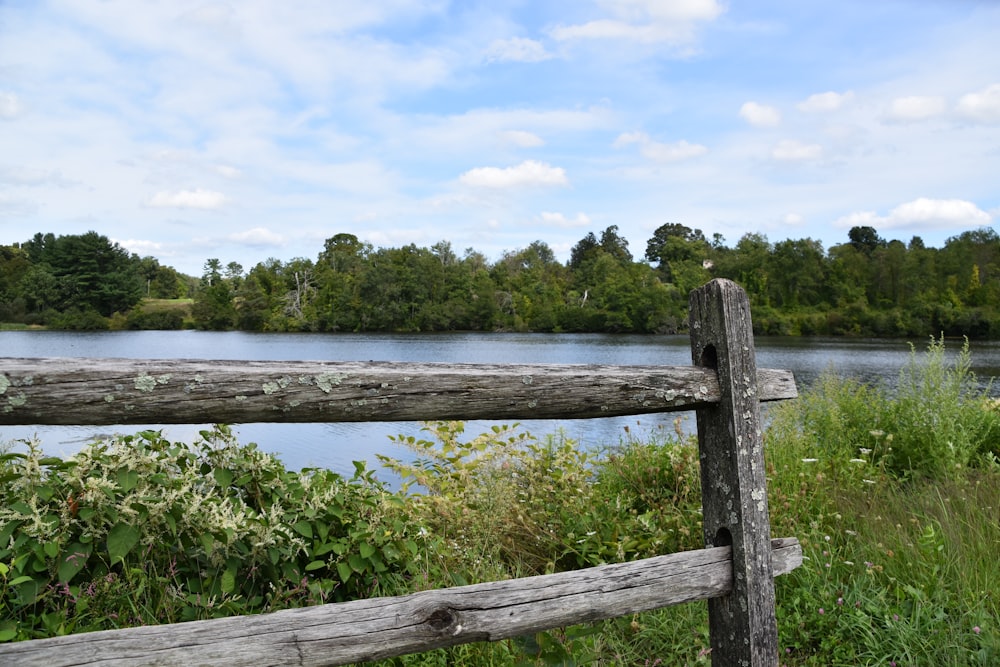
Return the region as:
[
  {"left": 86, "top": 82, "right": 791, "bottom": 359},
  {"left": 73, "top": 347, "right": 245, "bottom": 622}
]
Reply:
[{"left": 0, "top": 426, "right": 424, "bottom": 641}]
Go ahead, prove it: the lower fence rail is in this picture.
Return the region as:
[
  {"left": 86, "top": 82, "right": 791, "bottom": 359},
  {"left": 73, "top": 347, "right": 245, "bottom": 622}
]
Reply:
[{"left": 0, "top": 538, "right": 801, "bottom": 667}]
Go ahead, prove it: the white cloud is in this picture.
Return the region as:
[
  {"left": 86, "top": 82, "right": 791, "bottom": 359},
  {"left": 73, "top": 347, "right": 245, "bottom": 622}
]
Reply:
[
  {"left": 0, "top": 166, "right": 74, "bottom": 187},
  {"left": 771, "top": 140, "right": 822, "bottom": 161},
  {"left": 614, "top": 132, "right": 708, "bottom": 161},
  {"left": 539, "top": 211, "right": 591, "bottom": 228},
  {"left": 0, "top": 92, "right": 22, "bottom": 119},
  {"left": 148, "top": 188, "right": 228, "bottom": 209},
  {"left": 784, "top": 213, "right": 804, "bottom": 226},
  {"left": 739, "top": 102, "right": 781, "bottom": 127},
  {"left": 551, "top": 0, "right": 725, "bottom": 45},
  {"left": 797, "top": 91, "right": 854, "bottom": 113},
  {"left": 885, "top": 95, "right": 947, "bottom": 123},
  {"left": 834, "top": 197, "right": 992, "bottom": 231},
  {"left": 484, "top": 37, "right": 551, "bottom": 63},
  {"left": 0, "top": 193, "right": 38, "bottom": 217},
  {"left": 228, "top": 227, "right": 285, "bottom": 247},
  {"left": 116, "top": 238, "right": 167, "bottom": 257},
  {"left": 215, "top": 165, "right": 242, "bottom": 179},
  {"left": 459, "top": 160, "right": 568, "bottom": 188},
  {"left": 956, "top": 83, "right": 1000, "bottom": 124},
  {"left": 500, "top": 130, "right": 545, "bottom": 147}
]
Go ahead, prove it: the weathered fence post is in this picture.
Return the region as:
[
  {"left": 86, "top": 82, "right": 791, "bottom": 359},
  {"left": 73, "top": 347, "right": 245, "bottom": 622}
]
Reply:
[{"left": 689, "top": 279, "right": 778, "bottom": 666}]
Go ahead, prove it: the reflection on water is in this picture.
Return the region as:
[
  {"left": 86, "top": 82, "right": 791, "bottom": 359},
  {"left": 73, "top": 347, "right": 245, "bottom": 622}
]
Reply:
[{"left": 3, "top": 330, "right": 999, "bottom": 477}]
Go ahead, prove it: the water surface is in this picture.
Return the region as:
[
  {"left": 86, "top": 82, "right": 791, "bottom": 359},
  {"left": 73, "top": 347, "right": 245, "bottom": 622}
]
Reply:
[{"left": 4, "top": 331, "right": 998, "bottom": 476}]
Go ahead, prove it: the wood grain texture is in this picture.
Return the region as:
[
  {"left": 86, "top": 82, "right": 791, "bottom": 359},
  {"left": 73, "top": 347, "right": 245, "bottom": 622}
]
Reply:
[
  {"left": 689, "top": 278, "right": 779, "bottom": 666},
  {"left": 0, "top": 538, "right": 802, "bottom": 667},
  {"left": 0, "top": 357, "right": 797, "bottom": 425}
]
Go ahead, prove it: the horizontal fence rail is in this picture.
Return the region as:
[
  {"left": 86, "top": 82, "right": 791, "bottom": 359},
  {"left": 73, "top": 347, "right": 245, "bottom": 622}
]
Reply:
[
  {"left": 0, "top": 539, "right": 802, "bottom": 667},
  {"left": 0, "top": 358, "right": 797, "bottom": 425}
]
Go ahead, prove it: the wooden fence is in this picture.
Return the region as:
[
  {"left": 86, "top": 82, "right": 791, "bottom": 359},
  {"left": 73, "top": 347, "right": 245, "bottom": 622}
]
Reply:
[{"left": 0, "top": 278, "right": 801, "bottom": 666}]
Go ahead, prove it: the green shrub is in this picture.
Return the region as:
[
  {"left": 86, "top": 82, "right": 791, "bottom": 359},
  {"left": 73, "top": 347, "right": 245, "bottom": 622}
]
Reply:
[
  {"left": 767, "top": 336, "right": 1000, "bottom": 481},
  {"left": 0, "top": 427, "right": 425, "bottom": 641}
]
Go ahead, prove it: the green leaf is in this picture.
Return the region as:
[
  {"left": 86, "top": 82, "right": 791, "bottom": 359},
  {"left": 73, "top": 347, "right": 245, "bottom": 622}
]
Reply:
[
  {"left": 213, "top": 467, "right": 234, "bottom": 488},
  {"left": 305, "top": 560, "right": 325, "bottom": 571},
  {"left": 43, "top": 541, "right": 58, "bottom": 559},
  {"left": 336, "top": 561, "right": 352, "bottom": 583},
  {"left": 117, "top": 469, "right": 139, "bottom": 493},
  {"left": 9, "top": 501, "right": 31, "bottom": 517},
  {"left": 292, "top": 521, "right": 313, "bottom": 539},
  {"left": 0, "top": 620, "right": 17, "bottom": 642},
  {"left": 348, "top": 553, "right": 366, "bottom": 573},
  {"left": 58, "top": 542, "right": 93, "bottom": 584},
  {"left": 220, "top": 569, "right": 236, "bottom": 595},
  {"left": 359, "top": 543, "right": 376, "bottom": 559},
  {"left": 37, "top": 457, "right": 65, "bottom": 467},
  {"left": 0, "top": 521, "right": 21, "bottom": 546},
  {"left": 106, "top": 523, "right": 141, "bottom": 564}
]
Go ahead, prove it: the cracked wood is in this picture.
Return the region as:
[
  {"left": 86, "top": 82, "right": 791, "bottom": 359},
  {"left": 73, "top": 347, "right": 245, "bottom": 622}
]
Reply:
[
  {"left": 0, "top": 357, "right": 797, "bottom": 425},
  {"left": 0, "top": 538, "right": 802, "bottom": 667}
]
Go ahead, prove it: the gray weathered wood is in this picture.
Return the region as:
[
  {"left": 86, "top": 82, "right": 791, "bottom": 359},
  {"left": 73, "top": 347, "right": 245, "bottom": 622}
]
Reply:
[
  {"left": 0, "top": 538, "right": 802, "bottom": 667},
  {"left": 689, "top": 278, "right": 778, "bottom": 666},
  {"left": 0, "top": 358, "right": 797, "bottom": 425}
]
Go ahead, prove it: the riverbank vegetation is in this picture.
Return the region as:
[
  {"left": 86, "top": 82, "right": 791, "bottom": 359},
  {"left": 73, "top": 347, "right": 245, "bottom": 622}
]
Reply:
[
  {"left": 3, "top": 224, "right": 1000, "bottom": 337},
  {"left": 1, "top": 340, "right": 996, "bottom": 664}
]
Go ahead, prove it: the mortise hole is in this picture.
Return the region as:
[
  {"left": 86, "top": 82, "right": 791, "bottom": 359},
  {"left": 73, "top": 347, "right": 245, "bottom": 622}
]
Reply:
[
  {"left": 700, "top": 345, "right": 718, "bottom": 370},
  {"left": 714, "top": 526, "right": 733, "bottom": 548}
]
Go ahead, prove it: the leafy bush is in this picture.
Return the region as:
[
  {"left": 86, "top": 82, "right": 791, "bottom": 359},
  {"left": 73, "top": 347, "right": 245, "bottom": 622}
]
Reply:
[
  {"left": 0, "top": 427, "right": 425, "bottom": 641},
  {"left": 380, "top": 422, "right": 597, "bottom": 577}
]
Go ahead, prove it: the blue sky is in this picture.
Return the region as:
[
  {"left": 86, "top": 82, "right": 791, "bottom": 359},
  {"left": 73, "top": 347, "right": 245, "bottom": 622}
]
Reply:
[{"left": 1, "top": 0, "right": 999, "bottom": 276}]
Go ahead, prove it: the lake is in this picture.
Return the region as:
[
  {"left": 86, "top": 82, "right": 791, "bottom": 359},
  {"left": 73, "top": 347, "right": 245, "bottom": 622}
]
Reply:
[{"left": 4, "top": 330, "right": 1000, "bottom": 477}]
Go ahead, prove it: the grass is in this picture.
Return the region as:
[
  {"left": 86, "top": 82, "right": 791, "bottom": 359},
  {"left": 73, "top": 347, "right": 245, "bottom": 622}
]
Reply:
[
  {"left": 138, "top": 298, "right": 194, "bottom": 310},
  {"left": 1, "top": 338, "right": 997, "bottom": 665}
]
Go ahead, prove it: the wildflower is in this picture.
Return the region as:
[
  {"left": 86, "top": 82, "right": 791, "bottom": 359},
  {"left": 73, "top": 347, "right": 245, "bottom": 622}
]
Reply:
[
  {"left": 837, "top": 597, "right": 844, "bottom": 606},
  {"left": 802, "top": 458, "right": 818, "bottom": 463},
  {"left": 849, "top": 458, "right": 867, "bottom": 464},
  {"left": 973, "top": 626, "right": 981, "bottom": 635},
  {"left": 818, "top": 608, "right": 825, "bottom": 615},
  {"left": 859, "top": 448, "right": 872, "bottom": 455}
]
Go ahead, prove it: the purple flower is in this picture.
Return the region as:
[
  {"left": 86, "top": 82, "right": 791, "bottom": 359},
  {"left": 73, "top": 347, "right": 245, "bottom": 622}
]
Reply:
[
  {"left": 818, "top": 608, "right": 825, "bottom": 615},
  {"left": 973, "top": 626, "right": 981, "bottom": 635}
]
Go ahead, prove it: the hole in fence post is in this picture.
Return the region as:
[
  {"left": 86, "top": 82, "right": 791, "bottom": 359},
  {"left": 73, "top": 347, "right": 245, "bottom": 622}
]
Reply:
[
  {"left": 699, "top": 345, "right": 718, "bottom": 370},
  {"left": 714, "top": 526, "right": 732, "bottom": 548}
]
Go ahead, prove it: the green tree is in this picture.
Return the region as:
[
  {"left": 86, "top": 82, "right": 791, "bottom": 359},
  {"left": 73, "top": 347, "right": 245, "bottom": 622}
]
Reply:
[
  {"left": 644, "top": 223, "right": 710, "bottom": 284},
  {"left": 192, "top": 259, "right": 237, "bottom": 330},
  {"left": 21, "top": 231, "right": 143, "bottom": 316}
]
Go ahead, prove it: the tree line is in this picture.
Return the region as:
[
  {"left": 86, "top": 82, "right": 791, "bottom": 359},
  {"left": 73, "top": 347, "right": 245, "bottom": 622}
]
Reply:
[{"left": 2, "top": 225, "right": 999, "bottom": 338}]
